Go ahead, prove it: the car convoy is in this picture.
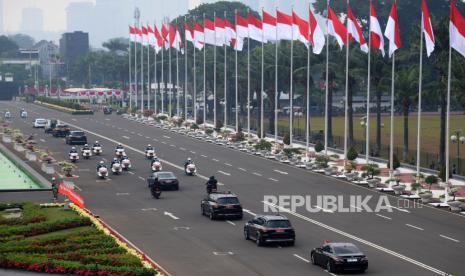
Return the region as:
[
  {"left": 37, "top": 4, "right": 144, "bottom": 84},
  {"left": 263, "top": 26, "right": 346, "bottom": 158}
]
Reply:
[{"left": 7, "top": 111, "right": 369, "bottom": 274}]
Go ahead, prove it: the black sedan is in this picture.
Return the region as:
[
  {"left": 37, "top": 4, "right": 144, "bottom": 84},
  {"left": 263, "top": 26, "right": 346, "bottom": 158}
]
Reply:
[
  {"left": 65, "top": 131, "right": 88, "bottom": 145},
  {"left": 310, "top": 242, "right": 368, "bottom": 273},
  {"left": 148, "top": 171, "right": 179, "bottom": 190},
  {"left": 244, "top": 215, "right": 295, "bottom": 246}
]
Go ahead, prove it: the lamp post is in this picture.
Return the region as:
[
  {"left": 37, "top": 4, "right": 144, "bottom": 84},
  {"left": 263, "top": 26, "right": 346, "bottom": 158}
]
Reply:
[{"left": 451, "top": 129, "right": 465, "bottom": 175}]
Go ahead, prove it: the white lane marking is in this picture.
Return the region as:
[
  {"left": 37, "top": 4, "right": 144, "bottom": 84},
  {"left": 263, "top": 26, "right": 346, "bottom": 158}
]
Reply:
[
  {"left": 226, "top": 220, "right": 236, "bottom": 226},
  {"left": 406, "top": 224, "right": 424, "bottom": 231},
  {"left": 213, "top": 251, "right": 234, "bottom": 256},
  {"left": 73, "top": 184, "right": 82, "bottom": 191},
  {"left": 201, "top": 154, "right": 208, "bottom": 158},
  {"left": 269, "top": 178, "right": 278, "bottom": 182},
  {"left": 293, "top": 254, "right": 310, "bottom": 263},
  {"left": 131, "top": 131, "right": 135, "bottom": 134},
  {"left": 161, "top": 141, "right": 167, "bottom": 144},
  {"left": 137, "top": 133, "right": 143, "bottom": 136},
  {"left": 253, "top": 172, "right": 262, "bottom": 177},
  {"left": 218, "top": 170, "right": 231, "bottom": 176},
  {"left": 105, "top": 118, "right": 110, "bottom": 121},
  {"left": 274, "top": 169, "right": 288, "bottom": 175},
  {"left": 117, "top": 127, "right": 122, "bottom": 130},
  {"left": 39, "top": 139, "right": 45, "bottom": 142},
  {"left": 173, "top": 226, "right": 190, "bottom": 230},
  {"left": 243, "top": 209, "right": 256, "bottom": 216},
  {"left": 153, "top": 138, "right": 159, "bottom": 142},
  {"left": 376, "top": 214, "right": 392, "bottom": 220},
  {"left": 439, "top": 234, "right": 460, "bottom": 243},
  {"left": 138, "top": 176, "right": 145, "bottom": 181},
  {"left": 212, "top": 158, "right": 219, "bottom": 162},
  {"left": 111, "top": 125, "right": 115, "bottom": 128},
  {"left": 386, "top": 205, "right": 410, "bottom": 213},
  {"left": 128, "top": 171, "right": 135, "bottom": 175},
  {"left": 145, "top": 136, "right": 150, "bottom": 139},
  {"left": 116, "top": 192, "right": 130, "bottom": 196},
  {"left": 122, "top": 136, "right": 130, "bottom": 139},
  {"left": 314, "top": 206, "right": 334, "bottom": 213},
  {"left": 170, "top": 144, "right": 176, "bottom": 148},
  {"left": 71, "top": 118, "right": 77, "bottom": 121},
  {"left": 163, "top": 135, "right": 171, "bottom": 139},
  {"left": 262, "top": 201, "right": 444, "bottom": 275},
  {"left": 224, "top": 163, "right": 232, "bottom": 167},
  {"left": 179, "top": 147, "right": 186, "bottom": 151},
  {"left": 164, "top": 211, "right": 179, "bottom": 220},
  {"left": 190, "top": 151, "right": 196, "bottom": 154},
  {"left": 124, "top": 129, "right": 129, "bottom": 132},
  {"left": 141, "top": 208, "right": 158, "bottom": 211},
  {"left": 238, "top": 167, "right": 247, "bottom": 172}
]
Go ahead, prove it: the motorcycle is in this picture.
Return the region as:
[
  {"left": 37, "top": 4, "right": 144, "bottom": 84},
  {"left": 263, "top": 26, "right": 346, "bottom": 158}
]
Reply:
[
  {"left": 92, "top": 146, "right": 103, "bottom": 155},
  {"left": 115, "top": 148, "right": 125, "bottom": 158},
  {"left": 97, "top": 166, "right": 108, "bottom": 179},
  {"left": 145, "top": 149, "right": 155, "bottom": 159},
  {"left": 20, "top": 111, "right": 28, "bottom": 118},
  {"left": 151, "top": 186, "right": 162, "bottom": 199},
  {"left": 121, "top": 158, "right": 132, "bottom": 170},
  {"left": 69, "top": 152, "right": 79, "bottom": 163},
  {"left": 185, "top": 163, "right": 197, "bottom": 176},
  {"left": 82, "top": 149, "right": 92, "bottom": 159},
  {"left": 111, "top": 162, "right": 122, "bottom": 175},
  {"left": 206, "top": 184, "right": 217, "bottom": 194},
  {"left": 151, "top": 160, "right": 162, "bottom": 172}
]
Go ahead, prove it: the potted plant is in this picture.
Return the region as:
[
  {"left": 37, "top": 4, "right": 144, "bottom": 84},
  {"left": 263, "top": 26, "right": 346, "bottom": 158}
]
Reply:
[
  {"left": 362, "top": 164, "right": 380, "bottom": 179},
  {"left": 346, "top": 147, "right": 358, "bottom": 161},
  {"left": 410, "top": 182, "right": 422, "bottom": 194},
  {"left": 314, "top": 141, "right": 324, "bottom": 153},
  {"left": 58, "top": 161, "right": 77, "bottom": 177}
]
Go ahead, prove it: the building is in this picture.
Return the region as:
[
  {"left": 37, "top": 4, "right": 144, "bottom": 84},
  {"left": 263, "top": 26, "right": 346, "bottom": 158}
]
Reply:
[
  {"left": 0, "top": 0, "right": 4, "bottom": 33},
  {"left": 59, "top": 31, "right": 89, "bottom": 68},
  {"left": 34, "top": 40, "right": 61, "bottom": 78},
  {"left": 20, "top": 7, "right": 44, "bottom": 33}
]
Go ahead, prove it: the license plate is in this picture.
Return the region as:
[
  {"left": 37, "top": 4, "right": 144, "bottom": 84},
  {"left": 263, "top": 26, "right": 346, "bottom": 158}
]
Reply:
[
  {"left": 275, "top": 230, "right": 285, "bottom": 233},
  {"left": 226, "top": 205, "right": 234, "bottom": 209},
  {"left": 347, "top": 258, "right": 358, "bottom": 262}
]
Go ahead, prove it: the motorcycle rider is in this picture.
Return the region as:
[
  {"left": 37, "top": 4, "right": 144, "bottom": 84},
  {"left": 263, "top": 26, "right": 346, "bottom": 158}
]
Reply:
[
  {"left": 69, "top": 147, "right": 78, "bottom": 155},
  {"left": 96, "top": 161, "right": 106, "bottom": 171},
  {"left": 93, "top": 141, "right": 101, "bottom": 148},
  {"left": 146, "top": 144, "right": 154, "bottom": 152},
  {"left": 115, "top": 144, "right": 124, "bottom": 150},
  {"left": 206, "top": 176, "right": 218, "bottom": 193},
  {"left": 150, "top": 177, "right": 162, "bottom": 198},
  {"left": 151, "top": 156, "right": 160, "bottom": 166},
  {"left": 82, "top": 144, "right": 90, "bottom": 151},
  {"left": 111, "top": 157, "right": 120, "bottom": 167},
  {"left": 184, "top": 157, "right": 194, "bottom": 170}
]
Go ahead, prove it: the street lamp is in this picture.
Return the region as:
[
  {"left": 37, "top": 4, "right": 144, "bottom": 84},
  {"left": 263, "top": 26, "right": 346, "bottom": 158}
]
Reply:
[{"left": 451, "top": 129, "right": 465, "bottom": 175}]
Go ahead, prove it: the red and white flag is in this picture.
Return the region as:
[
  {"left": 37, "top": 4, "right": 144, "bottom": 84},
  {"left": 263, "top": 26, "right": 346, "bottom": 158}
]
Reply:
[
  {"left": 147, "top": 24, "right": 156, "bottom": 47},
  {"left": 236, "top": 14, "right": 249, "bottom": 39},
  {"left": 327, "top": 5, "right": 348, "bottom": 49},
  {"left": 161, "top": 23, "right": 170, "bottom": 49},
  {"left": 204, "top": 18, "right": 216, "bottom": 46},
  {"left": 141, "top": 26, "right": 149, "bottom": 46},
  {"left": 215, "top": 16, "right": 226, "bottom": 45},
  {"left": 263, "top": 10, "right": 276, "bottom": 42},
  {"left": 135, "top": 26, "right": 142, "bottom": 43},
  {"left": 293, "top": 11, "right": 309, "bottom": 46},
  {"left": 421, "top": 0, "right": 435, "bottom": 57},
  {"left": 193, "top": 20, "right": 205, "bottom": 50},
  {"left": 248, "top": 12, "right": 264, "bottom": 42},
  {"left": 169, "top": 23, "right": 176, "bottom": 48},
  {"left": 174, "top": 24, "right": 184, "bottom": 53},
  {"left": 309, "top": 8, "right": 325, "bottom": 54},
  {"left": 369, "top": 0, "right": 385, "bottom": 56},
  {"left": 154, "top": 25, "right": 163, "bottom": 53},
  {"left": 129, "top": 25, "right": 136, "bottom": 42},
  {"left": 347, "top": 4, "right": 368, "bottom": 53},
  {"left": 185, "top": 21, "right": 194, "bottom": 43},
  {"left": 225, "top": 18, "right": 236, "bottom": 45},
  {"left": 450, "top": 0, "right": 465, "bottom": 58},
  {"left": 384, "top": 0, "right": 401, "bottom": 57},
  {"left": 277, "top": 10, "right": 293, "bottom": 40}
]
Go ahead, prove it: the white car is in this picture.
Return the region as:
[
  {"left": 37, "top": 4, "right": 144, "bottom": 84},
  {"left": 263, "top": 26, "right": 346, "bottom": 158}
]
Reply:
[{"left": 33, "top": 118, "right": 47, "bottom": 128}]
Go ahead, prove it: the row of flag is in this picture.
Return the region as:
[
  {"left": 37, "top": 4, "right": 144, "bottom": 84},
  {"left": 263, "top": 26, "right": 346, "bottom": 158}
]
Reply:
[{"left": 128, "top": 0, "right": 465, "bottom": 60}]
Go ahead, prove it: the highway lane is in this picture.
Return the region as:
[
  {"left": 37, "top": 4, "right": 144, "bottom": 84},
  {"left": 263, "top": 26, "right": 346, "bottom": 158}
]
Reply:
[{"left": 2, "top": 101, "right": 461, "bottom": 275}]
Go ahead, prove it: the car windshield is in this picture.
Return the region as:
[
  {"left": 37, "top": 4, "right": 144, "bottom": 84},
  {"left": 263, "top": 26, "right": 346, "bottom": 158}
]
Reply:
[
  {"left": 333, "top": 244, "right": 361, "bottom": 255},
  {"left": 36, "top": 119, "right": 46, "bottom": 123},
  {"left": 266, "top": 220, "right": 291, "bottom": 228},
  {"left": 217, "top": 197, "right": 239, "bottom": 204},
  {"left": 156, "top": 172, "right": 175, "bottom": 179}
]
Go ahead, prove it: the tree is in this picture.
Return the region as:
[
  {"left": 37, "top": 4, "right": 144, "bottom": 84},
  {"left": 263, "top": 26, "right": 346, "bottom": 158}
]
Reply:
[
  {"left": 347, "top": 147, "right": 358, "bottom": 161},
  {"left": 8, "top": 34, "right": 35, "bottom": 48},
  {"left": 0, "top": 36, "right": 19, "bottom": 57},
  {"left": 103, "top": 38, "right": 128, "bottom": 52}
]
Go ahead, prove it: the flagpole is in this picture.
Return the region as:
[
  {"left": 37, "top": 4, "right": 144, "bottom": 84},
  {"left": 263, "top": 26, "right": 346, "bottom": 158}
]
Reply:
[
  {"left": 324, "top": 0, "right": 330, "bottom": 155},
  {"left": 260, "top": 7, "right": 264, "bottom": 139},
  {"left": 306, "top": 4, "right": 311, "bottom": 153},
  {"left": 343, "top": 0, "right": 350, "bottom": 166},
  {"left": 141, "top": 26, "right": 144, "bottom": 114},
  {"left": 445, "top": 31, "right": 452, "bottom": 202},
  {"left": 247, "top": 9, "right": 251, "bottom": 137},
  {"left": 193, "top": 17, "right": 197, "bottom": 123},
  {"left": 154, "top": 22, "right": 158, "bottom": 114},
  {"left": 161, "top": 31, "right": 165, "bottom": 114},
  {"left": 134, "top": 21, "right": 138, "bottom": 109},
  {"left": 129, "top": 27, "right": 132, "bottom": 111},
  {"left": 213, "top": 11, "right": 217, "bottom": 126},
  {"left": 203, "top": 13, "right": 207, "bottom": 125},
  {"left": 235, "top": 10, "right": 239, "bottom": 133},
  {"left": 274, "top": 6, "right": 278, "bottom": 143},
  {"left": 289, "top": 6, "right": 294, "bottom": 146},
  {"left": 147, "top": 24, "right": 151, "bottom": 111},
  {"left": 365, "top": 4, "right": 372, "bottom": 165},
  {"left": 169, "top": 19, "right": 172, "bottom": 117},
  {"left": 176, "top": 19, "right": 180, "bottom": 117},
  {"left": 184, "top": 16, "right": 188, "bottom": 120},
  {"left": 416, "top": 19, "right": 424, "bottom": 182},
  {"left": 389, "top": 52, "right": 395, "bottom": 181},
  {"left": 224, "top": 11, "right": 227, "bottom": 129}
]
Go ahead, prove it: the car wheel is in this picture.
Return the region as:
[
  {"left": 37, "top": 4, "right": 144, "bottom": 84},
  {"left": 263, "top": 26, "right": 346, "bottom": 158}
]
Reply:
[
  {"left": 310, "top": 253, "right": 317, "bottom": 265},
  {"left": 326, "top": 260, "right": 335, "bottom": 273},
  {"left": 201, "top": 205, "right": 205, "bottom": 216},
  {"left": 209, "top": 210, "right": 215, "bottom": 220},
  {"left": 244, "top": 228, "right": 250, "bottom": 240},
  {"left": 256, "top": 232, "right": 263, "bottom": 246}
]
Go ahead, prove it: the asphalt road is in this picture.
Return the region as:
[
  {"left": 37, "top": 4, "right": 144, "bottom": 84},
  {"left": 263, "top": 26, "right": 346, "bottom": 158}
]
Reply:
[{"left": 1, "top": 101, "right": 464, "bottom": 276}]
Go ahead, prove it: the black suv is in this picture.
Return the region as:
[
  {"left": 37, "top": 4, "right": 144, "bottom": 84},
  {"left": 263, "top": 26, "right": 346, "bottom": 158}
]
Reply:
[
  {"left": 65, "top": 131, "right": 87, "bottom": 145},
  {"left": 244, "top": 215, "right": 295, "bottom": 246},
  {"left": 201, "top": 192, "right": 243, "bottom": 220}
]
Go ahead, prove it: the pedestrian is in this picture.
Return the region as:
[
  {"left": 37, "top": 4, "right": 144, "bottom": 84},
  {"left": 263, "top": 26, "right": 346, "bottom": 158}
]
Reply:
[{"left": 51, "top": 177, "right": 59, "bottom": 200}]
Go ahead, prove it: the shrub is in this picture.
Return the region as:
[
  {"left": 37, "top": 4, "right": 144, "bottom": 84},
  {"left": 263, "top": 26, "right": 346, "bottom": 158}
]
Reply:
[
  {"left": 387, "top": 154, "right": 400, "bottom": 170},
  {"left": 283, "top": 134, "right": 290, "bottom": 145},
  {"left": 57, "top": 161, "right": 77, "bottom": 177},
  {"left": 36, "top": 97, "right": 90, "bottom": 111},
  {"left": 362, "top": 164, "right": 380, "bottom": 179},
  {"left": 411, "top": 182, "right": 422, "bottom": 191},
  {"left": 205, "top": 128, "right": 214, "bottom": 135},
  {"left": 315, "top": 155, "right": 330, "bottom": 168},
  {"left": 425, "top": 175, "right": 438, "bottom": 190},
  {"left": 254, "top": 139, "right": 272, "bottom": 151},
  {"left": 346, "top": 147, "right": 358, "bottom": 161},
  {"left": 314, "top": 141, "right": 324, "bottom": 153},
  {"left": 344, "top": 161, "right": 357, "bottom": 173},
  {"left": 143, "top": 109, "right": 154, "bottom": 117},
  {"left": 190, "top": 123, "right": 199, "bottom": 130}
]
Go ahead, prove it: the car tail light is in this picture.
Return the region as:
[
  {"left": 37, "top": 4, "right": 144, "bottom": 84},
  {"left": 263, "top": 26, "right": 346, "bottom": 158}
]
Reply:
[{"left": 275, "top": 229, "right": 285, "bottom": 233}]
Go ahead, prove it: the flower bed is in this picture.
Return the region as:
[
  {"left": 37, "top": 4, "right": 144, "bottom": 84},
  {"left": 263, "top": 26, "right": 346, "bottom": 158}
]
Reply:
[
  {"left": 0, "top": 203, "right": 158, "bottom": 275},
  {"left": 35, "top": 99, "right": 93, "bottom": 115}
]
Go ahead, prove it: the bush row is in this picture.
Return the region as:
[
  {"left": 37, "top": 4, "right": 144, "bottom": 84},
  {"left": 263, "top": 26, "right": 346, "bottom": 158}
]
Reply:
[
  {"left": 36, "top": 96, "right": 88, "bottom": 111},
  {"left": 0, "top": 217, "right": 91, "bottom": 238}
]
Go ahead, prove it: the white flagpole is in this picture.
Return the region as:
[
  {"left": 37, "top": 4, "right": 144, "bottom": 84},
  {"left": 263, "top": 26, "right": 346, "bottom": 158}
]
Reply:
[
  {"left": 247, "top": 9, "right": 251, "bottom": 136},
  {"left": 416, "top": 18, "right": 424, "bottom": 181},
  {"left": 203, "top": 13, "right": 207, "bottom": 125},
  {"left": 324, "top": 0, "right": 330, "bottom": 155},
  {"left": 129, "top": 28, "right": 132, "bottom": 111},
  {"left": 365, "top": 4, "right": 372, "bottom": 165},
  {"left": 306, "top": 3, "right": 311, "bottom": 152},
  {"left": 185, "top": 16, "right": 188, "bottom": 120},
  {"left": 141, "top": 27, "right": 144, "bottom": 113},
  {"left": 154, "top": 22, "right": 158, "bottom": 114},
  {"left": 445, "top": 34, "right": 452, "bottom": 202},
  {"left": 235, "top": 10, "right": 239, "bottom": 133},
  {"left": 169, "top": 19, "right": 172, "bottom": 117},
  {"left": 260, "top": 7, "right": 264, "bottom": 139},
  {"left": 193, "top": 17, "right": 197, "bottom": 122},
  {"left": 176, "top": 19, "right": 180, "bottom": 117},
  {"left": 389, "top": 52, "right": 395, "bottom": 181},
  {"left": 289, "top": 6, "right": 294, "bottom": 146},
  {"left": 214, "top": 11, "right": 217, "bottom": 126},
  {"left": 274, "top": 6, "right": 278, "bottom": 143},
  {"left": 344, "top": 0, "right": 350, "bottom": 165},
  {"left": 224, "top": 11, "right": 227, "bottom": 128},
  {"left": 147, "top": 24, "right": 150, "bottom": 111},
  {"left": 161, "top": 31, "right": 165, "bottom": 114},
  {"left": 134, "top": 22, "right": 138, "bottom": 109}
]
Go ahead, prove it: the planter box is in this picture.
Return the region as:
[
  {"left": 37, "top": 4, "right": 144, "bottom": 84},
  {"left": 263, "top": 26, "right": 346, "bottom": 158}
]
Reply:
[
  {"left": 2, "top": 135, "right": 12, "bottom": 143},
  {"left": 345, "top": 173, "right": 356, "bottom": 181},
  {"left": 447, "top": 201, "right": 462, "bottom": 212},
  {"left": 419, "top": 192, "right": 433, "bottom": 203},
  {"left": 13, "top": 143, "right": 25, "bottom": 152},
  {"left": 25, "top": 151, "right": 38, "bottom": 161},
  {"left": 367, "top": 179, "right": 380, "bottom": 188},
  {"left": 392, "top": 185, "right": 406, "bottom": 195},
  {"left": 41, "top": 163, "right": 55, "bottom": 174}
]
